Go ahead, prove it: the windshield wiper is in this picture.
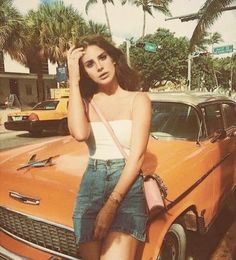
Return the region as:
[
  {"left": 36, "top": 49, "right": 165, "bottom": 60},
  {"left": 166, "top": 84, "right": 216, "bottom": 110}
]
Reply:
[
  {"left": 150, "top": 133, "right": 159, "bottom": 140},
  {"left": 17, "top": 154, "right": 59, "bottom": 171}
]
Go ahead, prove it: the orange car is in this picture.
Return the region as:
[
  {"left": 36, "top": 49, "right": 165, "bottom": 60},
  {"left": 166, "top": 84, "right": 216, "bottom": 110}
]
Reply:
[
  {"left": 0, "top": 92, "right": 235, "bottom": 260},
  {"left": 4, "top": 98, "right": 69, "bottom": 136}
]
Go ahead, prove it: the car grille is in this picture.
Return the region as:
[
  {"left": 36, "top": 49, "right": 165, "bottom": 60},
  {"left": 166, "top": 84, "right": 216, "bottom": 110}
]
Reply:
[{"left": 0, "top": 206, "right": 79, "bottom": 259}]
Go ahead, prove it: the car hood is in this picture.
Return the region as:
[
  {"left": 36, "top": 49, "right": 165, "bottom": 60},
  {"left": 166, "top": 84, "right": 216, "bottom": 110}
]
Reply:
[{"left": 0, "top": 135, "right": 203, "bottom": 227}]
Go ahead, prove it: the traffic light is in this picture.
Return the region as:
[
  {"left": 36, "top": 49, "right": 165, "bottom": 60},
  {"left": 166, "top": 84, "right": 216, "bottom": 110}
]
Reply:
[
  {"left": 191, "top": 51, "right": 209, "bottom": 58},
  {"left": 199, "top": 51, "right": 209, "bottom": 56},
  {"left": 136, "top": 42, "right": 145, "bottom": 48},
  {"left": 135, "top": 42, "right": 157, "bottom": 52}
]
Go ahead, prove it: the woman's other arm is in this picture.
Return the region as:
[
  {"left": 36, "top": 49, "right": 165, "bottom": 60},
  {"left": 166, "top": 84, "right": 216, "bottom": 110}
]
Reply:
[{"left": 113, "top": 92, "right": 151, "bottom": 196}]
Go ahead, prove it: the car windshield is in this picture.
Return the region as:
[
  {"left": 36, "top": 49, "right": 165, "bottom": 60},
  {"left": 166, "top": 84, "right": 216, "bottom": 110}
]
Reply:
[
  {"left": 33, "top": 101, "right": 59, "bottom": 110},
  {"left": 151, "top": 102, "right": 200, "bottom": 140}
]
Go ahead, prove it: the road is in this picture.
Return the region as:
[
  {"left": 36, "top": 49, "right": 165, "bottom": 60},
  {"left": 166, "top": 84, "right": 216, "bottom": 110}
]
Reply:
[
  {"left": 0, "top": 130, "right": 60, "bottom": 152},
  {"left": 0, "top": 129, "right": 235, "bottom": 260}
]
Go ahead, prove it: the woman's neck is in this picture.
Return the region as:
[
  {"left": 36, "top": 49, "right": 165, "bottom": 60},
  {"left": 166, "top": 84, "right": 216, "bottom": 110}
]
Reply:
[{"left": 97, "top": 81, "right": 122, "bottom": 97}]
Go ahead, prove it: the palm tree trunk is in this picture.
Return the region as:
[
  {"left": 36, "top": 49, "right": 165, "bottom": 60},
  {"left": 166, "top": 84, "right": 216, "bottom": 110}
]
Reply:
[
  {"left": 213, "top": 68, "right": 219, "bottom": 88},
  {"left": 103, "top": 3, "right": 112, "bottom": 39},
  {"left": 37, "top": 72, "right": 45, "bottom": 102},
  {"left": 142, "top": 11, "right": 146, "bottom": 38}
]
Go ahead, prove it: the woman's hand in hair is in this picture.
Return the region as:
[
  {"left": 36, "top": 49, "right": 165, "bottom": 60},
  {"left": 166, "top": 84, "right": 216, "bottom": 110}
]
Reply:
[
  {"left": 67, "top": 46, "right": 85, "bottom": 86},
  {"left": 93, "top": 198, "right": 118, "bottom": 240}
]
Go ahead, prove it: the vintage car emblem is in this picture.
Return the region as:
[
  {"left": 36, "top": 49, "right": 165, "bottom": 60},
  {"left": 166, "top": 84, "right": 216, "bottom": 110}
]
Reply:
[
  {"left": 9, "top": 191, "right": 40, "bottom": 205},
  {"left": 17, "top": 154, "right": 59, "bottom": 171}
]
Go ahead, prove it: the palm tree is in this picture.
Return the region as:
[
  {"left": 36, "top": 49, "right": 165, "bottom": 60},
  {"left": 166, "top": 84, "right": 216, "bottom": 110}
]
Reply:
[
  {"left": 122, "top": 0, "right": 172, "bottom": 37},
  {"left": 0, "top": 0, "right": 27, "bottom": 64},
  {"left": 87, "top": 20, "right": 110, "bottom": 37},
  {"left": 190, "top": 0, "right": 235, "bottom": 51},
  {"left": 196, "top": 31, "right": 223, "bottom": 52},
  {"left": 22, "top": 1, "right": 88, "bottom": 99},
  {"left": 85, "top": 0, "right": 113, "bottom": 38},
  {"left": 195, "top": 31, "right": 223, "bottom": 89},
  {"left": 31, "top": 1, "right": 87, "bottom": 66}
]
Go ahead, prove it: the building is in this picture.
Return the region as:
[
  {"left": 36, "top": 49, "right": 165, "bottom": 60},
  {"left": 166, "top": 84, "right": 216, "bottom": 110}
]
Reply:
[{"left": 0, "top": 51, "right": 57, "bottom": 108}]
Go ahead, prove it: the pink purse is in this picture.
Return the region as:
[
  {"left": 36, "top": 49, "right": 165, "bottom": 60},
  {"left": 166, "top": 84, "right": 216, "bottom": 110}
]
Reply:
[
  {"left": 90, "top": 100, "right": 168, "bottom": 218},
  {"left": 142, "top": 174, "right": 167, "bottom": 218}
]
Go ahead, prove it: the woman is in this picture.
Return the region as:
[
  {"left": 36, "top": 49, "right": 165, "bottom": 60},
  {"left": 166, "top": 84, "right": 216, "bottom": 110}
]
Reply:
[{"left": 67, "top": 35, "right": 151, "bottom": 260}]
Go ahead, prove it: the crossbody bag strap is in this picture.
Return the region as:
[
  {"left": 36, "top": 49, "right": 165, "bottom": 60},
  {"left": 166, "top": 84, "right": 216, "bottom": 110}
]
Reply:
[{"left": 90, "top": 99, "right": 128, "bottom": 160}]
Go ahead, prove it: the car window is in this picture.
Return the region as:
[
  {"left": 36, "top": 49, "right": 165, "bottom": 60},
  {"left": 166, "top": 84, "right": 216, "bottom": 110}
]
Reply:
[
  {"left": 204, "top": 104, "right": 224, "bottom": 136},
  {"left": 151, "top": 102, "right": 200, "bottom": 140},
  {"left": 33, "top": 101, "right": 59, "bottom": 110},
  {"left": 222, "top": 103, "right": 236, "bottom": 129}
]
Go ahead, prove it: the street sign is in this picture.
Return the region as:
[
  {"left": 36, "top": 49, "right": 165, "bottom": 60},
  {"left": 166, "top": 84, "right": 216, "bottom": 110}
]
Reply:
[
  {"left": 144, "top": 42, "right": 157, "bottom": 53},
  {"left": 56, "top": 66, "right": 67, "bottom": 83},
  {"left": 213, "top": 45, "right": 233, "bottom": 55}
]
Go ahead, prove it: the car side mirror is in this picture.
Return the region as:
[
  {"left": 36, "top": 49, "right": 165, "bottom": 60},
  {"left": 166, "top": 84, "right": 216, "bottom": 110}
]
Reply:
[{"left": 210, "top": 129, "right": 226, "bottom": 143}]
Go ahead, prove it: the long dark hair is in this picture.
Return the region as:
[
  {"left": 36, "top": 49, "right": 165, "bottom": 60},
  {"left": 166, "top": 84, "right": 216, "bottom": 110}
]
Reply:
[{"left": 76, "top": 35, "right": 140, "bottom": 98}]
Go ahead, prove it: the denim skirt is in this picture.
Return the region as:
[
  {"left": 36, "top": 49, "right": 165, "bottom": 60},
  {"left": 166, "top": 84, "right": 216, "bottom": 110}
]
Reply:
[{"left": 73, "top": 158, "right": 148, "bottom": 243}]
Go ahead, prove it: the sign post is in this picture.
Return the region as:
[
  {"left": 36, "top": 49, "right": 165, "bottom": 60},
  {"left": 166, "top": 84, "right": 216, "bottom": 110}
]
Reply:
[
  {"left": 144, "top": 42, "right": 157, "bottom": 53},
  {"left": 56, "top": 66, "right": 67, "bottom": 87}
]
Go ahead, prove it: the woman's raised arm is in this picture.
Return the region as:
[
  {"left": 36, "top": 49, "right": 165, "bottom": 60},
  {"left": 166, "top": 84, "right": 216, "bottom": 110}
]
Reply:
[{"left": 67, "top": 46, "right": 90, "bottom": 141}]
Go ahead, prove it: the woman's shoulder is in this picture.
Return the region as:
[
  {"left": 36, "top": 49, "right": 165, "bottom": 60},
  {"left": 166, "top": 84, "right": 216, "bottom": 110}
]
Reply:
[
  {"left": 127, "top": 91, "right": 151, "bottom": 114},
  {"left": 124, "top": 90, "right": 149, "bottom": 99},
  {"left": 130, "top": 91, "right": 150, "bottom": 104}
]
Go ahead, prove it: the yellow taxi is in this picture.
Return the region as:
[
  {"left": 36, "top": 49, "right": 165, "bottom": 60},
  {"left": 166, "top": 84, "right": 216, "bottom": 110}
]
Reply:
[{"left": 4, "top": 98, "right": 69, "bottom": 136}]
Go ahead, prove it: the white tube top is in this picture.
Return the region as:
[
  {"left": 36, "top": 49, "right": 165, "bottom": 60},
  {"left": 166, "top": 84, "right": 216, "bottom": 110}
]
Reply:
[{"left": 86, "top": 119, "right": 132, "bottom": 160}]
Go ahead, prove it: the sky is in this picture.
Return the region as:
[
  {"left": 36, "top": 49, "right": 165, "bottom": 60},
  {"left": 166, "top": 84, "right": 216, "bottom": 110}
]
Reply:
[{"left": 5, "top": 0, "right": 236, "bottom": 73}]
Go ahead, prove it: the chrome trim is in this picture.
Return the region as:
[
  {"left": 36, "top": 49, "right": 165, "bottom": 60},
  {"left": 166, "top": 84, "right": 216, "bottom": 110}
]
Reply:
[
  {"left": 0, "top": 246, "right": 29, "bottom": 260},
  {"left": 0, "top": 206, "right": 74, "bottom": 231},
  {"left": 9, "top": 191, "right": 40, "bottom": 205},
  {"left": 1, "top": 229, "right": 80, "bottom": 260},
  {"left": 0, "top": 206, "right": 79, "bottom": 260}
]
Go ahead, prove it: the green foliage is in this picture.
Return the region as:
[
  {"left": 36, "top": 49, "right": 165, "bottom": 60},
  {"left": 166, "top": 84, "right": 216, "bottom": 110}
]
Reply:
[
  {"left": 25, "top": 1, "right": 87, "bottom": 65},
  {"left": 126, "top": 28, "right": 189, "bottom": 90},
  {"left": 0, "top": 0, "right": 27, "bottom": 63},
  {"left": 191, "top": 54, "right": 235, "bottom": 91}
]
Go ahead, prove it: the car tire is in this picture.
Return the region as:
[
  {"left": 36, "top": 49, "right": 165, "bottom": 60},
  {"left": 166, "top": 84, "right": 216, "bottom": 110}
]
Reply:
[
  {"left": 158, "top": 223, "right": 187, "bottom": 260},
  {"left": 58, "top": 119, "right": 69, "bottom": 136},
  {"left": 226, "top": 190, "right": 236, "bottom": 216},
  {"left": 29, "top": 130, "right": 42, "bottom": 137}
]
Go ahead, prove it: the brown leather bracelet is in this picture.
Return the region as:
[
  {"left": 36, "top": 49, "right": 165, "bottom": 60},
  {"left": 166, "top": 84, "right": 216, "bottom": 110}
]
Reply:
[{"left": 109, "top": 193, "right": 121, "bottom": 205}]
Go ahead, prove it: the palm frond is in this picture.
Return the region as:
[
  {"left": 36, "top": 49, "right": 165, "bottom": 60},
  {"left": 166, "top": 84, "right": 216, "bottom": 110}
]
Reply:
[
  {"left": 190, "top": 0, "right": 234, "bottom": 51},
  {"left": 85, "top": 0, "right": 98, "bottom": 14},
  {"left": 152, "top": 3, "right": 172, "bottom": 16}
]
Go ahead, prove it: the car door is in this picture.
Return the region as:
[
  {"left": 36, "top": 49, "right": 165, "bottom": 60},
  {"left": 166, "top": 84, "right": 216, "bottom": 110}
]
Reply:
[
  {"left": 221, "top": 102, "right": 236, "bottom": 191},
  {"left": 203, "top": 101, "right": 236, "bottom": 217}
]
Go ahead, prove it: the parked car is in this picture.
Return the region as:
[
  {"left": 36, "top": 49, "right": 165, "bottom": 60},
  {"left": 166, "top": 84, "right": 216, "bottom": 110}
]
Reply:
[
  {"left": 4, "top": 98, "right": 69, "bottom": 136},
  {"left": 0, "top": 92, "right": 235, "bottom": 260}
]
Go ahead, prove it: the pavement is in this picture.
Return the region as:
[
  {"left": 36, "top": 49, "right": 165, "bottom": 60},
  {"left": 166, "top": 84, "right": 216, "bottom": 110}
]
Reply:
[{"left": 211, "top": 220, "right": 236, "bottom": 260}]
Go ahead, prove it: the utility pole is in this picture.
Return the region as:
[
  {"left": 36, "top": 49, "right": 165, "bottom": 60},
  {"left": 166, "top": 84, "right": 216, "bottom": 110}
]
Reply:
[
  {"left": 187, "top": 54, "right": 192, "bottom": 90},
  {"left": 126, "top": 39, "right": 131, "bottom": 66},
  {"left": 187, "top": 51, "right": 208, "bottom": 90}
]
